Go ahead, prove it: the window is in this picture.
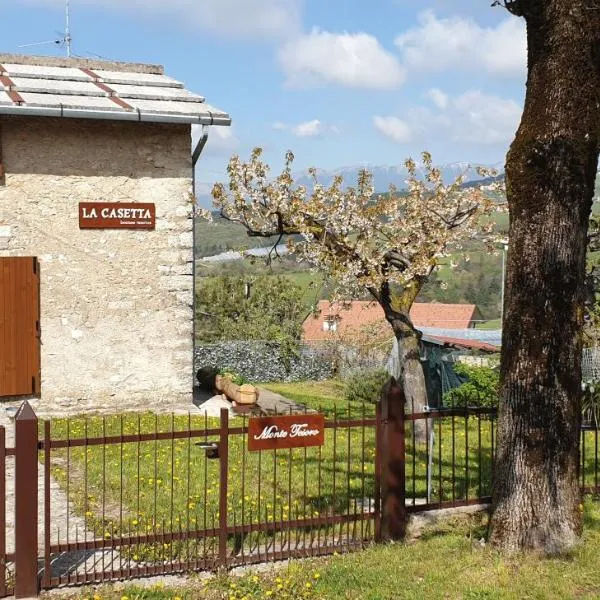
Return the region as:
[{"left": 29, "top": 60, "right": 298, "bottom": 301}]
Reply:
[{"left": 323, "top": 317, "right": 337, "bottom": 332}]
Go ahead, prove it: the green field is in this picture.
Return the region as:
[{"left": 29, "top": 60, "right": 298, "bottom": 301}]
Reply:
[{"left": 476, "top": 318, "right": 501, "bottom": 330}]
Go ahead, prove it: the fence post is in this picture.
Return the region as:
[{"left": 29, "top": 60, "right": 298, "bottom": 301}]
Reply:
[
  {"left": 14, "top": 401, "right": 39, "bottom": 598},
  {"left": 0, "top": 426, "right": 6, "bottom": 599},
  {"left": 218, "top": 407, "right": 229, "bottom": 568},
  {"left": 379, "top": 378, "right": 406, "bottom": 541}
]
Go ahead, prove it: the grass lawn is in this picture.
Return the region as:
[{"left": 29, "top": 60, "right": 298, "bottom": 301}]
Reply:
[
  {"left": 475, "top": 318, "right": 501, "bottom": 330},
  {"left": 46, "top": 379, "right": 496, "bottom": 564},
  {"left": 262, "top": 380, "right": 352, "bottom": 419},
  {"left": 43, "top": 498, "right": 600, "bottom": 600},
  {"left": 44, "top": 379, "right": 600, "bottom": 577}
]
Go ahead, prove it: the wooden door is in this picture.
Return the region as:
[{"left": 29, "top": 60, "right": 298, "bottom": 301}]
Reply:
[{"left": 0, "top": 257, "right": 40, "bottom": 397}]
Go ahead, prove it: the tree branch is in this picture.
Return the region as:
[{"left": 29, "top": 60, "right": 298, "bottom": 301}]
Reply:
[
  {"left": 383, "top": 249, "right": 412, "bottom": 271},
  {"left": 491, "top": 0, "right": 525, "bottom": 17}
]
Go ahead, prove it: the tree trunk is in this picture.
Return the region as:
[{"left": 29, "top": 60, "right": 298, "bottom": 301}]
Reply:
[
  {"left": 389, "top": 315, "right": 428, "bottom": 442},
  {"left": 489, "top": 1, "right": 600, "bottom": 553}
]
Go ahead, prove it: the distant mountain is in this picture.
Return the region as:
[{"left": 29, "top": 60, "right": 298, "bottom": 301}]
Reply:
[
  {"left": 293, "top": 161, "right": 505, "bottom": 192},
  {"left": 196, "top": 161, "right": 505, "bottom": 206}
]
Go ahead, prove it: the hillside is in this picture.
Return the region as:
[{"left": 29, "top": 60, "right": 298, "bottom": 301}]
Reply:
[{"left": 195, "top": 213, "right": 278, "bottom": 258}]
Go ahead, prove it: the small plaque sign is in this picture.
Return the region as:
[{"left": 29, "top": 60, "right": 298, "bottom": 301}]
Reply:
[
  {"left": 248, "top": 414, "right": 325, "bottom": 451},
  {"left": 79, "top": 202, "right": 156, "bottom": 230}
]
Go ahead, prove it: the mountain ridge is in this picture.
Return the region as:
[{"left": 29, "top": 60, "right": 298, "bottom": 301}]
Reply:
[{"left": 196, "top": 161, "right": 505, "bottom": 205}]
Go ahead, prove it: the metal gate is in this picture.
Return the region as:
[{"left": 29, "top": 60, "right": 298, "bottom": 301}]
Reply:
[{"left": 0, "top": 257, "right": 41, "bottom": 397}]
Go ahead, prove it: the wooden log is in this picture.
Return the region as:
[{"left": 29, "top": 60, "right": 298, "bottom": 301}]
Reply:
[{"left": 215, "top": 376, "right": 258, "bottom": 405}]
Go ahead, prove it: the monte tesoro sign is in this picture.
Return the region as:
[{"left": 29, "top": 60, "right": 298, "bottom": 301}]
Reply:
[
  {"left": 79, "top": 202, "right": 156, "bottom": 230},
  {"left": 248, "top": 414, "right": 325, "bottom": 451}
]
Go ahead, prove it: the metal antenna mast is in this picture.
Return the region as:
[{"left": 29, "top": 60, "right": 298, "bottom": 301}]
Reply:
[
  {"left": 17, "top": 0, "right": 73, "bottom": 57},
  {"left": 65, "top": 0, "right": 72, "bottom": 57}
]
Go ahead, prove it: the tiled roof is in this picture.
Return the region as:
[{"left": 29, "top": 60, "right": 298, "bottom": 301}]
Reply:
[
  {"left": 408, "top": 302, "right": 479, "bottom": 329},
  {"left": 302, "top": 300, "right": 481, "bottom": 342},
  {"left": 0, "top": 54, "right": 230, "bottom": 126}
]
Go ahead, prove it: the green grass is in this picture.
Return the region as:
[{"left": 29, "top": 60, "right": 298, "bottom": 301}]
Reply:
[
  {"left": 43, "top": 379, "right": 600, "bottom": 584},
  {"left": 262, "top": 380, "right": 352, "bottom": 419},
  {"left": 46, "top": 380, "right": 496, "bottom": 564},
  {"left": 476, "top": 318, "right": 501, "bottom": 330},
  {"left": 43, "top": 499, "right": 600, "bottom": 600}
]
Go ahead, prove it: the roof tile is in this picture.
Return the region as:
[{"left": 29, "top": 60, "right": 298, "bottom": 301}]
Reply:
[
  {"left": 1, "top": 63, "right": 92, "bottom": 81},
  {"left": 0, "top": 55, "right": 230, "bottom": 126},
  {"left": 17, "top": 92, "right": 120, "bottom": 111},
  {"left": 92, "top": 70, "right": 183, "bottom": 88}
]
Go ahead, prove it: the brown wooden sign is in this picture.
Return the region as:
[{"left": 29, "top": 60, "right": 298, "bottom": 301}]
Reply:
[
  {"left": 79, "top": 202, "right": 156, "bottom": 230},
  {"left": 248, "top": 414, "right": 325, "bottom": 451}
]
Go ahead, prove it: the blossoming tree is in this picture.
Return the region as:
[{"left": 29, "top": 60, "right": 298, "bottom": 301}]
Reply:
[{"left": 211, "top": 148, "right": 502, "bottom": 417}]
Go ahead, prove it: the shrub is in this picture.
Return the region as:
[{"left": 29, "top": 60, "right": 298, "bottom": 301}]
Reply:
[
  {"left": 218, "top": 368, "right": 248, "bottom": 386},
  {"left": 582, "top": 379, "right": 600, "bottom": 427},
  {"left": 443, "top": 363, "right": 499, "bottom": 408},
  {"left": 344, "top": 368, "right": 390, "bottom": 404}
]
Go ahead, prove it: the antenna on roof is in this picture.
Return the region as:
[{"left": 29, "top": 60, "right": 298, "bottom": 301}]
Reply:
[
  {"left": 18, "top": 0, "right": 72, "bottom": 57},
  {"left": 64, "top": 0, "right": 72, "bottom": 58}
]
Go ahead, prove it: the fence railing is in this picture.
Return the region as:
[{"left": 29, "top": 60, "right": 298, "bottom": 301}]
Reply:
[
  {"left": 37, "top": 407, "right": 379, "bottom": 588},
  {"left": 2, "top": 385, "right": 600, "bottom": 597}
]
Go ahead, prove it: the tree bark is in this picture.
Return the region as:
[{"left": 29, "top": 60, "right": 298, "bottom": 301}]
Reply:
[
  {"left": 374, "top": 281, "right": 429, "bottom": 441},
  {"left": 390, "top": 318, "right": 427, "bottom": 410},
  {"left": 489, "top": 1, "right": 600, "bottom": 553},
  {"left": 386, "top": 312, "right": 428, "bottom": 442}
]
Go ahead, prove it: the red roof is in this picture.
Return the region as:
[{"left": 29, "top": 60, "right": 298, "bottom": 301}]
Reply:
[
  {"left": 302, "top": 300, "right": 480, "bottom": 342},
  {"left": 409, "top": 303, "right": 480, "bottom": 329},
  {"left": 424, "top": 335, "right": 499, "bottom": 353}
]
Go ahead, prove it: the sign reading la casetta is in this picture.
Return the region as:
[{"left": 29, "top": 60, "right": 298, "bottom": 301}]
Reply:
[{"left": 79, "top": 202, "right": 156, "bottom": 230}]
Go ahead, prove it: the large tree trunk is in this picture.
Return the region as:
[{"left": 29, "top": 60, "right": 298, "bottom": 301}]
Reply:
[{"left": 489, "top": 1, "right": 600, "bottom": 553}]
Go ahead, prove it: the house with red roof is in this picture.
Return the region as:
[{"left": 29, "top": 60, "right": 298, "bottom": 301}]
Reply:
[{"left": 302, "top": 300, "right": 483, "bottom": 344}]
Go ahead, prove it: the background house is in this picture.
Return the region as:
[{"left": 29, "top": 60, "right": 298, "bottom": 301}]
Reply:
[{"left": 302, "top": 300, "right": 483, "bottom": 343}]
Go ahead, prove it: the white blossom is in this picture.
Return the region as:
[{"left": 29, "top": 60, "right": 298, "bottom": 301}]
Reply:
[{"left": 210, "top": 147, "right": 506, "bottom": 306}]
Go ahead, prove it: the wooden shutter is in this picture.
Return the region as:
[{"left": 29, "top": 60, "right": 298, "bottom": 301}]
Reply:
[{"left": 0, "top": 257, "right": 41, "bottom": 397}]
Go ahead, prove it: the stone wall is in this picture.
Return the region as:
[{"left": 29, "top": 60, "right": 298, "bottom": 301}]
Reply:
[
  {"left": 194, "top": 341, "right": 334, "bottom": 383},
  {"left": 0, "top": 116, "right": 194, "bottom": 413}
]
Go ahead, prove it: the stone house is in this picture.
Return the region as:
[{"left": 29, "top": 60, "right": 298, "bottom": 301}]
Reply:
[{"left": 0, "top": 54, "right": 230, "bottom": 413}]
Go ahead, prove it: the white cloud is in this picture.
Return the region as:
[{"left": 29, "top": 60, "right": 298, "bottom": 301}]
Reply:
[
  {"left": 426, "top": 88, "right": 448, "bottom": 110},
  {"left": 273, "top": 119, "right": 339, "bottom": 137},
  {"left": 450, "top": 90, "right": 522, "bottom": 144},
  {"left": 291, "top": 119, "right": 322, "bottom": 137},
  {"left": 378, "top": 90, "right": 522, "bottom": 148},
  {"left": 278, "top": 28, "right": 406, "bottom": 89},
  {"left": 373, "top": 116, "right": 412, "bottom": 144},
  {"left": 395, "top": 11, "right": 526, "bottom": 77},
  {"left": 23, "top": 0, "right": 301, "bottom": 39},
  {"left": 193, "top": 124, "right": 240, "bottom": 157}
]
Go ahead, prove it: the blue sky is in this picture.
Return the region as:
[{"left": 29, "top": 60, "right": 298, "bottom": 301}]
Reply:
[{"left": 3, "top": 0, "right": 526, "bottom": 196}]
